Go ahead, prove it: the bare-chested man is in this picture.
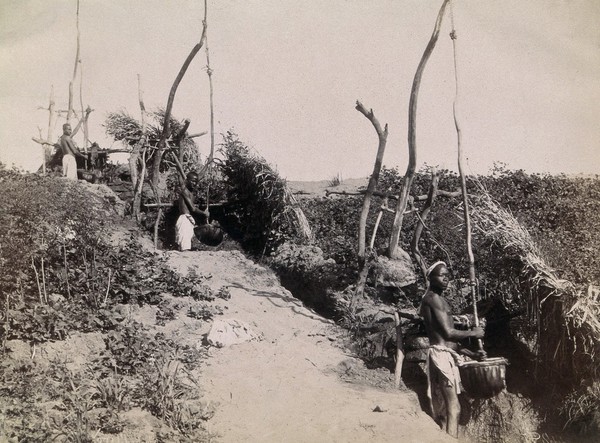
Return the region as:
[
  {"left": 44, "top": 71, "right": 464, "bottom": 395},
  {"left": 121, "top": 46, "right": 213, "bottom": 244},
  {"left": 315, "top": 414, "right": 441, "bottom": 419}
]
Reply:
[
  {"left": 175, "top": 171, "right": 209, "bottom": 251},
  {"left": 419, "top": 261, "right": 485, "bottom": 438},
  {"left": 58, "top": 123, "right": 86, "bottom": 180}
]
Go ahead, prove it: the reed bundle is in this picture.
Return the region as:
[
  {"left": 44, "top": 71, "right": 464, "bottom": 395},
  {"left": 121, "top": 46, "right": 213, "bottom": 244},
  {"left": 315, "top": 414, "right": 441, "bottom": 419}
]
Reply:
[{"left": 468, "top": 181, "right": 599, "bottom": 382}]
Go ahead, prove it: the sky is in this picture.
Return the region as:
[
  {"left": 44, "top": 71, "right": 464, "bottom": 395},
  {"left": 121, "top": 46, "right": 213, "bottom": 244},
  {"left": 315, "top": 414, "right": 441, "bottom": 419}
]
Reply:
[{"left": 0, "top": 0, "right": 598, "bottom": 181}]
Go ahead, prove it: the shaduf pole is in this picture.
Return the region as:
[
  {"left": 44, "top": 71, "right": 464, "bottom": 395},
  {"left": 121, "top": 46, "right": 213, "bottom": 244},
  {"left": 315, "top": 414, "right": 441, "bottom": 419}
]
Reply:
[{"left": 151, "top": 0, "right": 208, "bottom": 249}]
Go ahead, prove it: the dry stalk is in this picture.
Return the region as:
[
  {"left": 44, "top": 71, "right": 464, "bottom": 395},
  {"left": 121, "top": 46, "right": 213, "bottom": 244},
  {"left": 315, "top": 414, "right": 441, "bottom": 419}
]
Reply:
[
  {"left": 104, "top": 269, "right": 112, "bottom": 306},
  {"left": 63, "top": 244, "right": 71, "bottom": 298},
  {"left": 32, "top": 257, "right": 44, "bottom": 304}
]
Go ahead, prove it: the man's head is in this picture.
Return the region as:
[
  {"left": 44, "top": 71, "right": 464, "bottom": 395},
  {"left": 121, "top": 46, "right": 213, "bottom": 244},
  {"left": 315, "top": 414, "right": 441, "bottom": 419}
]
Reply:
[
  {"left": 186, "top": 171, "right": 199, "bottom": 189},
  {"left": 427, "top": 261, "right": 449, "bottom": 292},
  {"left": 62, "top": 123, "right": 72, "bottom": 135}
]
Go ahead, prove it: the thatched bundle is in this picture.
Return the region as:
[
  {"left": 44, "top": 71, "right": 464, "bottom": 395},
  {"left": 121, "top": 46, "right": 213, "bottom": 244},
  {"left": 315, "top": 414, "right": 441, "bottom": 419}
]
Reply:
[
  {"left": 104, "top": 109, "right": 199, "bottom": 169},
  {"left": 468, "top": 182, "right": 600, "bottom": 382},
  {"left": 220, "top": 132, "right": 312, "bottom": 253}
]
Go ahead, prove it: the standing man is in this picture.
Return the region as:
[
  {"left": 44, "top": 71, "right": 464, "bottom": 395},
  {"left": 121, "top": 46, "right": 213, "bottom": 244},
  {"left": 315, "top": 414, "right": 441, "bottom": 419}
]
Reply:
[
  {"left": 419, "top": 261, "right": 485, "bottom": 438},
  {"left": 58, "top": 123, "right": 86, "bottom": 180},
  {"left": 176, "top": 171, "right": 209, "bottom": 251}
]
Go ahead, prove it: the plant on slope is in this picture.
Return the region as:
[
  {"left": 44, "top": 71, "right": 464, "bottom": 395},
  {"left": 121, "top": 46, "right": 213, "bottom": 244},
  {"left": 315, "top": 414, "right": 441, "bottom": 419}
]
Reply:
[{"left": 219, "top": 131, "right": 312, "bottom": 254}]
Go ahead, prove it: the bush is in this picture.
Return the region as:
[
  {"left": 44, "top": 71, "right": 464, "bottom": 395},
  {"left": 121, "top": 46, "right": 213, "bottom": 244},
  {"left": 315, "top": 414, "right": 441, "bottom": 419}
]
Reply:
[
  {"left": 219, "top": 131, "right": 310, "bottom": 254},
  {"left": 0, "top": 166, "right": 216, "bottom": 345}
]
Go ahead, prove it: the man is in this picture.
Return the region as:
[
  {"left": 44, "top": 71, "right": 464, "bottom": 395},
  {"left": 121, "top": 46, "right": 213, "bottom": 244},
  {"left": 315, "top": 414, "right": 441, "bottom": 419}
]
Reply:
[
  {"left": 419, "top": 261, "right": 485, "bottom": 438},
  {"left": 176, "top": 171, "right": 209, "bottom": 251},
  {"left": 58, "top": 123, "right": 86, "bottom": 180}
]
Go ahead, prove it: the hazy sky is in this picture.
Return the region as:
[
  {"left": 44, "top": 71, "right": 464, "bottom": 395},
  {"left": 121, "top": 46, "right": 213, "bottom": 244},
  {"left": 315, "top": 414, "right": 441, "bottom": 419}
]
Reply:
[{"left": 1, "top": 0, "right": 598, "bottom": 180}]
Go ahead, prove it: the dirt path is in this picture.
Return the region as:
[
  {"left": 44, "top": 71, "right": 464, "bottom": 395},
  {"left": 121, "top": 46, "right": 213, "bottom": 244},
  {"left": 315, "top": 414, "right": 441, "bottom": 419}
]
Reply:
[{"left": 166, "top": 250, "right": 452, "bottom": 443}]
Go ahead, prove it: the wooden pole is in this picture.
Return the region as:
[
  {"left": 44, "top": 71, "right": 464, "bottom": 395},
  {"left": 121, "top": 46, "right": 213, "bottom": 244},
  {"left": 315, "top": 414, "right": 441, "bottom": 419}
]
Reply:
[
  {"left": 394, "top": 311, "right": 404, "bottom": 388},
  {"left": 450, "top": 1, "right": 483, "bottom": 351},
  {"left": 387, "top": 0, "right": 449, "bottom": 259},
  {"left": 204, "top": 31, "right": 215, "bottom": 164},
  {"left": 67, "top": 0, "right": 81, "bottom": 123},
  {"left": 79, "top": 64, "right": 89, "bottom": 154},
  {"left": 132, "top": 74, "right": 148, "bottom": 221},
  {"left": 43, "top": 85, "right": 56, "bottom": 174},
  {"left": 355, "top": 101, "right": 388, "bottom": 260},
  {"left": 151, "top": 0, "right": 208, "bottom": 249}
]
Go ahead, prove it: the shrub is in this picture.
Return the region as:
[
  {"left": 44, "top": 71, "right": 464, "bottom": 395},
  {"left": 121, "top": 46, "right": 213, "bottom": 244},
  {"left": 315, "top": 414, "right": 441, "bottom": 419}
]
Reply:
[{"left": 219, "top": 131, "right": 311, "bottom": 254}]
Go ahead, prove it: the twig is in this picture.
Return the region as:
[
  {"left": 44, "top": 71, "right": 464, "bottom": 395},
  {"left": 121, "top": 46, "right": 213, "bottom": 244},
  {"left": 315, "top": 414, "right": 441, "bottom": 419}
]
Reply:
[
  {"left": 41, "top": 257, "right": 47, "bottom": 304},
  {"left": 103, "top": 269, "right": 112, "bottom": 305},
  {"left": 394, "top": 311, "right": 404, "bottom": 388},
  {"left": 63, "top": 244, "right": 71, "bottom": 298},
  {"left": 32, "top": 258, "right": 43, "bottom": 304}
]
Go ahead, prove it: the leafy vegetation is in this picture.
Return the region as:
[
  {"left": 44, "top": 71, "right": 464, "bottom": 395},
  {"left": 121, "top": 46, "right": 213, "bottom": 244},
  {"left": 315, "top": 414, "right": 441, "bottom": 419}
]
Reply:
[
  {"left": 104, "top": 109, "right": 199, "bottom": 174},
  {"left": 292, "top": 164, "right": 600, "bottom": 437},
  {"left": 0, "top": 164, "right": 218, "bottom": 440},
  {"left": 219, "top": 131, "right": 311, "bottom": 255}
]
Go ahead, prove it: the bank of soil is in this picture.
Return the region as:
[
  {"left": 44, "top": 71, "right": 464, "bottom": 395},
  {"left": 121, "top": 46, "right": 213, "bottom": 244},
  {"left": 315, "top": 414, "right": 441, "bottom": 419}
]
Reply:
[{"left": 166, "top": 250, "right": 452, "bottom": 442}]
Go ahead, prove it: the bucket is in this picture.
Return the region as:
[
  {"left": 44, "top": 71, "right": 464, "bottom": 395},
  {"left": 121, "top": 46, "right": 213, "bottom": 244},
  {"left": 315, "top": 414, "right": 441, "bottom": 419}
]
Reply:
[
  {"left": 459, "top": 357, "right": 508, "bottom": 398},
  {"left": 195, "top": 223, "right": 224, "bottom": 246}
]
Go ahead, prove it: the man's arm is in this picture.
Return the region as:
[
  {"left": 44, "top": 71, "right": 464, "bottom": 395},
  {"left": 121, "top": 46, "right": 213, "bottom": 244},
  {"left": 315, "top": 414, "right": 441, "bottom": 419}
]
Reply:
[
  {"left": 428, "top": 297, "right": 485, "bottom": 341},
  {"left": 181, "top": 188, "right": 209, "bottom": 218},
  {"left": 61, "top": 135, "right": 86, "bottom": 159}
]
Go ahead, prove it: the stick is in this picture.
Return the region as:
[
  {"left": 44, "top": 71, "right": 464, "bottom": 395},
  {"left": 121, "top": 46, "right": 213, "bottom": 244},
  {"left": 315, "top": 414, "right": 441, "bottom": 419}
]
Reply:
[
  {"left": 104, "top": 269, "right": 112, "bottom": 305},
  {"left": 394, "top": 311, "right": 404, "bottom": 388},
  {"left": 32, "top": 258, "right": 43, "bottom": 304},
  {"left": 204, "top": 29, "right": 215, "bottom": 163},
  {"left": 63, "top": 244, "right": 71, "bottom": 298}
]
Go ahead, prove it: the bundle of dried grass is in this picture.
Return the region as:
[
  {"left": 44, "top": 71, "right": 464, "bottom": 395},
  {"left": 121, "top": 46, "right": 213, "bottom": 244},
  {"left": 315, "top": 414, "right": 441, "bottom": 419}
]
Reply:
[
  {"left": 220, "top": 132, "right": 312, "bottom": 252},
  {"left": 104, "top": 109, "right": 199, "bottom": 168},
  {"left": 468, "top": 180, "right": 600, "bottom": 382}
]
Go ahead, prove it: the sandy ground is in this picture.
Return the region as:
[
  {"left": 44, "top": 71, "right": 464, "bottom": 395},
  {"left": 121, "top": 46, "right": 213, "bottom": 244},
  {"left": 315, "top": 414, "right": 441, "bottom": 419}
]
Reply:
[{"left": 166, "top": 250, "right": 452, "bottom": 443}]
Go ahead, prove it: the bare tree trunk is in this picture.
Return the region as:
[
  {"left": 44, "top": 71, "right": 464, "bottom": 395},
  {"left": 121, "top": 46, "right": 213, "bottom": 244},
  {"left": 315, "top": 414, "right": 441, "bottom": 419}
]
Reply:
[
  {"left": 387, "top": 0, "right": 449, "bottom": 259},
  {"left": 67, "top": 0, "right": 81, "bottom": 123},
  {"left": 411, "top": 169, "right": 441, "bottom": 279},
  {"left": 151, "top": 0, "right": 208, "bottom": 249},
  {"left": 355, "top": 101, "right": 388, "bottom": 260}
]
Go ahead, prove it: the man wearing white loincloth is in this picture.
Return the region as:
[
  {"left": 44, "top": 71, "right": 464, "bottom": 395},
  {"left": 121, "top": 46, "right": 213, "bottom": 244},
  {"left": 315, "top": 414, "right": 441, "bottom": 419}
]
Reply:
[
  {"left": 176, "top": 171, "right": 209, "bottom": 251},
  {"left": 58, "top": 123, "right": 86, "bottom": 180},
  {"left": 419, "top": 262, "right": 485, "bottom": 438}
]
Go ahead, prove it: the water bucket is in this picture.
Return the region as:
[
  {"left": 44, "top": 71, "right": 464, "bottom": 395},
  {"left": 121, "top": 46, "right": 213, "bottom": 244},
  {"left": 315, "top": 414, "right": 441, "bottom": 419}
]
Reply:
[
  {"left": 459, "top": 357, "right": 508, "bottom": 399},
  {"left": 196, "top": 223, "right": 224, "bottom": 246}
]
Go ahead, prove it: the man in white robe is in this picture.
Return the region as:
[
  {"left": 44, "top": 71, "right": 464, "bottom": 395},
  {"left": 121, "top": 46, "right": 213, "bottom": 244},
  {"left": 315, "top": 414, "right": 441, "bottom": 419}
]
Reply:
[{"left": 176, "top": 171, "right": 209, "bottom": 251}]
